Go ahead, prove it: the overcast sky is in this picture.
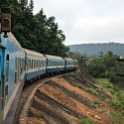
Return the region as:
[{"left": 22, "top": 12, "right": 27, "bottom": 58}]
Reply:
[{"left": 33, "top": 0, "right": 124, "bottom": 45}]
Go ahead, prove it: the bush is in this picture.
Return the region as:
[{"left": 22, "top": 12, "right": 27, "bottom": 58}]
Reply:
[
  {"left": 87, "top": 88, "right": 98, "bottom": 95},
  {"left": 109, "top": 72, "right": 120, "bottom": 83},
  {"left": 80, "top": 118, "right": 94, "bottom": 124}
]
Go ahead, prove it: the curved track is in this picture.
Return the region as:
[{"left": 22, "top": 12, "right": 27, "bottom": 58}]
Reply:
[{"left": 12, "top": 73, "right": 68, "bottom": 124}]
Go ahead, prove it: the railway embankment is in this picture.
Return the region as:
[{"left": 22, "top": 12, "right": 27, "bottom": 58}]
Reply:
[{"left": 24, "top": 71, "right": 124, "bottom": 124}]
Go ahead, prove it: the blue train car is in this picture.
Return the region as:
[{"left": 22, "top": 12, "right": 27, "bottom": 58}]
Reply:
[
  {"left": 0, "top": 33, "right": 25, "bottom": 124},
  {"left": 24, "top": 49, "right": 46, "bottom": 82},
  {"left": 65, "top": 57, "right": 75, "bottom": 71},
  {"left": 45, "top": 54, "right": 65, "bottom": 74}
]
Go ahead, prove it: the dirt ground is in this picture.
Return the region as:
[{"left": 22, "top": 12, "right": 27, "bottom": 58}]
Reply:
[{"left": 26, "top": 72, "right": 117, "bottom": 124}]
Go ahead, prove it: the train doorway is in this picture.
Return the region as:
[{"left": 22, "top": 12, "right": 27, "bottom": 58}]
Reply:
[
  {"left": 0, "top": 50, "right": 3, "bottom": 124},
  {"left": 0, "top": 45, "right": 6, "bottom": 123}
]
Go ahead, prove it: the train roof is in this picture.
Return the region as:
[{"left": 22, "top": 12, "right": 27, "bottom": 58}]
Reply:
[
  {"left": 24, "top": 48, "right": 45, "bottom": 57},
  {"left": 4, "top": 32, "right": 24, "bottom": 52},
  {"left": 44, "top": 54, "right": 64, "bottom": 60},
  {"left": 74, "top": 59, "right": 78, "bottom": 62},
  {"left": 64, "top": 57, "right": 73, "bottom": 60}
]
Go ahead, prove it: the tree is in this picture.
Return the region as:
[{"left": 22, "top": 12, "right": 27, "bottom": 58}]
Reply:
[{"left": 29, "top": 0, "right": 34, "bottom": 12}]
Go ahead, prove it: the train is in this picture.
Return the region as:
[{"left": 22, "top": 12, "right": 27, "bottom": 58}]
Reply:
[{"left": 0, "top": 32, "right": 77, "bottom": 124}]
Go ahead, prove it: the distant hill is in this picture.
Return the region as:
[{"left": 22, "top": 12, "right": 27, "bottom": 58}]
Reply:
[{"left": 69, "top": 43, "right": 124, "bottom": 56}]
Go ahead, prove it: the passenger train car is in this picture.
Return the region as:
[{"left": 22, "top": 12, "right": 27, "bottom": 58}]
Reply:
[
  {"left": 45, "top": 54, "right": 65, "bottom": 74},
  {"left": 24, "top": 49, "right": 46, "bottom": 82},
  {"left": 65, "top": 57, "right": 75, "bottom": 71},
  {"left": 0, "top": 33, "right": 25, "bottom": 124},
  {"left": 0, "top": 32, "right": 77, "bottom": 124}
]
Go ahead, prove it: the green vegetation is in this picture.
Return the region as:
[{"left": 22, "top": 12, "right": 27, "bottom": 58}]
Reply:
[
  {"left": 92, "top": 100, "right": 100, "bottom": 108},
  {"left": 86, "top": 88, "right": 98, "bottom": 96},
  {"left": 40, "top": 111, "right": 45, "bottom": 117},
  {"left": 96, "top": 78, "right": 124, "bottom": 123},
  {"left": 110, "top": 111, "right": 124, "bottom": 124},
  {"left": 0, "top": 0, "right": 69, "bottom": 57},
  {"left": 73, "top": 51, "right": 124, "bottom": 91},
  {"left": 80, "top": 118, "right": 94, "bottom": 124},
  {"left": 96, "top": 78, "right": 124, "bottom": 108},
  {"left": 78, "top": 85, "right": 82, "bottom": 89}
]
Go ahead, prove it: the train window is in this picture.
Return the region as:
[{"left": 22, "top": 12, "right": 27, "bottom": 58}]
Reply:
[
  {"left": 40, "top": 60, "right": 42, "bottom": 67},
  {"left": 19, "top": 58, "right": 21, "bottom": 75},
  {"left": 35, "top": 60, "right": 36, "bottom": 68},
  {"left": 32, "top": 59, "right": 33, "bottom": 68},
  {"left": 32, "top": 60, "right": 33, "bottom": 68},
  {"left": 17, "top": 58, "right": 19, "bottom": 78},
  {"left": 18, "top": 58, "right": 20, "bottom": 76},
  {"left": 33, "top": 60, "right": 35, "bottom": 68},
  {"left": 21, "top": 58, "right": 22, "bottom": 74},
  {"left": 39, "top": 60, "right": 40, "bottom": 67},
  {"left": 29, "top": 59, "right": 30, "bottom": 69},
  {"left": 38, "top": 60, "right": 39, "bottom": 67},
  {"left": 5, "top": 54, "right": 9, "bottom": 103},
  {"left": 42, "top": 61, "right": 44, "bottom": 67},
  {"left": 37, "top": 60, "right": 38, "bottom": 68},
  {"left": 34, "top": 60, "right": 35, "bottom": 68},
  {"left": 41, "top": 61, "right": 43, "bottom": 67},
  {"left": 22, "top": 58, "right": 23, "bottom": 73},
  {"left": 50, "top": 61, "right": 52, "bottom": 66},
  {"left": 41, "top": 61, "right": 42, "bottom": 67},
  {"left": 5, "top": 85, "right": 8, "bottom": 104},
  {"left": 15, "top": 58, "right": 17, "bottom": 85},
  {"left": 6, "top": 54, "right": 9, "bottom": 83},
  {"left": 39, "top": 60, "right": 41, "bottom": 67},
  {"left": 31, "top": 60, "right": 33, "bottom": 68},
  {"left": 24, "top": 59, "right": 25, "bottom": 70},
  {"left": 43, "top": 61, "right": 44, "bottom": 67},
  {"left": 33, "top": 60, "right": 34, "bottom": 68},
  {"left": 44, "top": 61, "right": 45, "bottom": 67},
  {"left": 30, "top": 59, "right": 32, "bottom": 69},
  {"left": 36, "top": 60, "right": 38, "bottom": 67},
  {"left": 38, "top": 60, "right": 40, "bottom": 67},
  {"left": 30, "top": 59, "right": 31, "bottom": 69}
]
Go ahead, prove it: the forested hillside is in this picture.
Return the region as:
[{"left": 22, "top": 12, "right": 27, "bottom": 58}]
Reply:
[
  {"left": 69, "top": 43, "right": 124, "bottom": 56},
  {"left": 0, "top": 0, "right": 69, "bottom": 57}
]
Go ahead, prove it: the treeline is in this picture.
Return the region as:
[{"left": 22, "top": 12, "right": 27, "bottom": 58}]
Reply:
[
  {"left": 69, "top": 51, "right": 124, "bottom": 84},
  {"left": 0, "top": 0, "right": 69, "bottom": 57}
]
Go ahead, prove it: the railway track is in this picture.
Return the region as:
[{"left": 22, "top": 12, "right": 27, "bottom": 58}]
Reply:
[
  {"left": 12, "top": 74, "right": 58, "bottom": 124},
  {"left": 12, "top": 73, "right": 74, "bottom": 124},
  {"left": 13, "top": 73, "right": 86, "bottom": 124}
]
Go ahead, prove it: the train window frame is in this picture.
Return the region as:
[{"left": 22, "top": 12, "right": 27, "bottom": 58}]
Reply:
[
  {"left": 21, "top": 58, "right": 22, "bottom": 75},
  {"left": 5, "top": 54, "right": 9, "bottom": 104},
  {"left": 15, "top": 57, "right": 17, "bottom": 86}
]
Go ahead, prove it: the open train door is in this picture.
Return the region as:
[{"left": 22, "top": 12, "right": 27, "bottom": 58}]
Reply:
[
  {"left": 0, "top": 44, "right": 6, "bottom": 124},
  {"left": 0, "top": 68, "right": 2, "bottom": 124}
]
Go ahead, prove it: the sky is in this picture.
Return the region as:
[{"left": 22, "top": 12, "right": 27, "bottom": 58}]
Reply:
[{"left": 33, "top": 0, "right": 124, "bottom": 46}]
